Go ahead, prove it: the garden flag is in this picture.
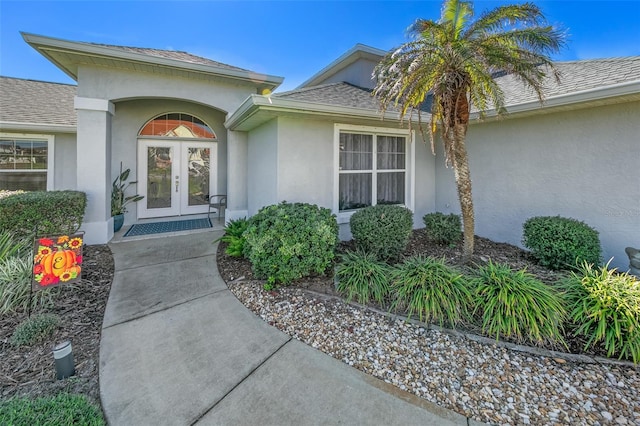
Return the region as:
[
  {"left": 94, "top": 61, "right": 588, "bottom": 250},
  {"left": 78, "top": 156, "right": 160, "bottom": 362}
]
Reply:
[{"left": 32, "top": 233, "right": 83, "bottom": 291}]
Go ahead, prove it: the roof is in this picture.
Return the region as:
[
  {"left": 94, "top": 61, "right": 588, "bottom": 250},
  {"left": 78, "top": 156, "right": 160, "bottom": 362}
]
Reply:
[
  {"left": 498, "top": 56, "right": 640, "bottom": 108},
  {"left": 92, "top": 43, "right": 251, "bottom": 73},
  {"left": 22, "top": 33, "right": 283, "bottom": 91},
  {"left": 0, "top": 76, "right": 77, "bottom": 131},
  {"left": 275, "top": 82, "right": 394, "bottom": 111}
]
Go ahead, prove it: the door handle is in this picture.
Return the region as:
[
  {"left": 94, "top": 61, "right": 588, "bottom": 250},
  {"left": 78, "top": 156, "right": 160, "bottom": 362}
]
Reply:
[{"left": 175, "top": 176, "right": 179, "bottom": 192}]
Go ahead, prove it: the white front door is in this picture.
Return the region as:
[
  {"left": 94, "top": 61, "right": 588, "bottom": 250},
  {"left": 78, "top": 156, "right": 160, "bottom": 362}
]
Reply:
[{"left": 137, "top": 140, "right": 216, "bottom": 219}]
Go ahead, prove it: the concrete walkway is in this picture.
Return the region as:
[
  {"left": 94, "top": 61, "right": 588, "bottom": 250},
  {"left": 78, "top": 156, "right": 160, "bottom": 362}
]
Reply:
[{"left": 100, "top": 230, "right": 480, "bottom": 425}]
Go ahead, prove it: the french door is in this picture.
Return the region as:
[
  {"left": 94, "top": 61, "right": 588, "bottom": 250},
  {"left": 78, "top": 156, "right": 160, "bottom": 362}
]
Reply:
[{"left": 137, "top": 140, "right": 216, "bottom": 219}]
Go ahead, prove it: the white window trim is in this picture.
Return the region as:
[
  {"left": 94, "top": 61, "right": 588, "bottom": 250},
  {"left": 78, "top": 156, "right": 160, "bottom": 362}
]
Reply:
[
  {"left": 0, "top": 132, "right": 55, "bottom": 191},
  {"left": 333, "top": 123, "right": 415, "bottom": 224}
]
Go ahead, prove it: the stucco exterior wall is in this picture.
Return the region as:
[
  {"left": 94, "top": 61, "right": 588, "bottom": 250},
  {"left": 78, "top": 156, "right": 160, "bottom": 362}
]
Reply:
[
  {"left": 318, "top": 58, "right": 380, "bottom": 89},
  {"left": 434, "top": 100, "right": 640, "bottom": 269},
  {"left": 53, "top": 132, "right": 77, "bottom": 189},
  {"left": 276, "top": 117, "right": 334, "bottom": 206},
  {"left": 112, "top": 99, "right": 227, "bottom": 224},
  {"left": 247, "top": 119, "right": 278, "bottom": 215},
  {"left": 76, "top": 66, "right": 256, "bottom": 114}
]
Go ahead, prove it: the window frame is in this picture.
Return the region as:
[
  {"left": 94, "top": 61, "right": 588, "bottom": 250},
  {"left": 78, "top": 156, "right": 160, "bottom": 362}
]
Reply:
[
  {"left": 333, "top": 123, "right": 415, "bottom": 224},
  {"left": 0, "top": 133, "right": 55, "bottom": 191}
]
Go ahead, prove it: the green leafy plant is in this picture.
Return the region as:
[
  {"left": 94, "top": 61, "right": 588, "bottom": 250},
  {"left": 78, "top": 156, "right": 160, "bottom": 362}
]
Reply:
[
  {"left": 0, "top": 255, "right": 58, "bottom": 314},
  {"left": 0, "top": 190, "right": 86, "bottom": 241},
  {"left": 350, "top": 204, "right": 414, "bottom": 262},
  {"left": 0, "top": 230, "right": 31, "bottom": 262},
  {"left": 522, "top": 216, "right": 601, "bottom": 270},
  {"left": 560, "top": 261, "right": 640, "bottom": 363},
  {"left": 243, "top": 202, "right": 338, "bottom": 285},
  {"left": 335, "top": 250, "right": 391, "bottom": 305},
  {"left": 215, "top": 217, "right": 249, "bottom": 257},
  {"left": 111, "top": 162, "right": 144, "bottom": 216},
  {"left": 423, "top": 212, "right": 462, "bottom": 246},
  {"left": 10, "top": 313, "right": 60, "bottom": 346},
  {"left": 390, "top": 256, "right": 471, "bottom": 326},
  {"left": 0, "top": 393, "right": 105, "bottom": 426},
  {"left": 471, "top": 261, "right": 566, "bottom": 346}
]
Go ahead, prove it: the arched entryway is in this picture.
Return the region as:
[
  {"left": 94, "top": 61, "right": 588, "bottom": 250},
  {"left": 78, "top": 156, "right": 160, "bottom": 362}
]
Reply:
[{"left": 137, "top": 113, "right": 217, "bottom": 218}]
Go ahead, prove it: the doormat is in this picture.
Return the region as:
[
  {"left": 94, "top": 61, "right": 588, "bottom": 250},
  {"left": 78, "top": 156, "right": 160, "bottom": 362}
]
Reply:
[{"left": 124, "top": 218, "right": 212, "bottom": 237}]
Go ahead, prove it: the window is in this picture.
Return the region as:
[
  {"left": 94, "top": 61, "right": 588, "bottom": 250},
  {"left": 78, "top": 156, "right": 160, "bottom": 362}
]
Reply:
[
  {"left": 0, "top": 134, "right": 54, "bottom": 191},
  {"left": 337, "top": 126, "right": 408, "bottom": 213},
  {"left": 139, "top": 113, "right": 216, "bottom": 139}
]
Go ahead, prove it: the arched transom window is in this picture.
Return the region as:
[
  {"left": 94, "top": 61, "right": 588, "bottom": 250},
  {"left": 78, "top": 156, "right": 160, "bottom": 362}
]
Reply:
[{"left": 139, "top": 113, "right": 216, "bottom": 139}]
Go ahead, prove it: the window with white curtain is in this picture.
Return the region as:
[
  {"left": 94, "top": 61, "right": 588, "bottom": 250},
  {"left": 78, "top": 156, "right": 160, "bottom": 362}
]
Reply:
[{"left": 338, "top": 131, "right": 406, "bottom": 211}]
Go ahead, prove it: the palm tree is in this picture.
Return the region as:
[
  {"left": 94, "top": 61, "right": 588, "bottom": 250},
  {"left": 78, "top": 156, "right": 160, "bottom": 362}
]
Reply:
[{"left": 373, "top": 0, "right": 564, "bottom": 262}]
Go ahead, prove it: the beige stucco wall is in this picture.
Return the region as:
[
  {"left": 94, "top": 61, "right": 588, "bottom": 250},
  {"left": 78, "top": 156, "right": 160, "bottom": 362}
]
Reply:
[
  {"left": 112, "top": 99, "right": 227, "bottom": 224},
  {"left": 434, "top": 100, "right": 640, "bottom": 269},
  {"left": 247, "top": 119, "right": 278, "bottom": 215}
]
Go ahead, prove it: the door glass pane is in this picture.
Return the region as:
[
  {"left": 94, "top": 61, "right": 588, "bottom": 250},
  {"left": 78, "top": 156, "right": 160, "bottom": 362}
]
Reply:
[
  {"left": 146, "top": 146, "right": 172, "bottom": 209},
  {"left": 339, "top": 173, "right": 372, "bottom": 211},
  {"left": 187, "top": 147, "right": 210, "bottom": 206}
]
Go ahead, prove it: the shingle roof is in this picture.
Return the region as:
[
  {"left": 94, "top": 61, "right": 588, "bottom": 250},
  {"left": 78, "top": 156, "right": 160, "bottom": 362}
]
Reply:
[
  {"left": 274, "top": 82, "right": 400, "bottom": 112},
  {"left": 498, "top": 57, "right": 640, "bottom": 106},
  {"left": 0, "top": 77, "right": 77, "bottom": 127},
  {"left": 92, "top": 43, "right": 251, "bottom": 72},
  {"left": 277, "top": 57, "right": 640, "bottom": 115}
]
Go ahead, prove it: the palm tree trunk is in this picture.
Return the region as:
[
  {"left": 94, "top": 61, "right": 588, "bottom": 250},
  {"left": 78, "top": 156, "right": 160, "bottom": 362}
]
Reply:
[{"left": 452, "top": 123, "right": 475, "bottom": 262}]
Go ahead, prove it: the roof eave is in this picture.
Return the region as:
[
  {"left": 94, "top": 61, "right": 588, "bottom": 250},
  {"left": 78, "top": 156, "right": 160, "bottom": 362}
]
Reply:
[
  {"left": 22, "top": 32, "right": 284, "bottom": 89},
  {"left": 0, "top": 121, "right": 77, "bottom": 133},
  {"left": 225, "top": 94, "right": 406, "bottom": 131}
]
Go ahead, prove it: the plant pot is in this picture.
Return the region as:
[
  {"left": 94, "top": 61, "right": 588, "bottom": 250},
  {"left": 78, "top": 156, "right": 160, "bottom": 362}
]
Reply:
[{"left": 113, "top": 214, "right": 124, "bottom": 232}]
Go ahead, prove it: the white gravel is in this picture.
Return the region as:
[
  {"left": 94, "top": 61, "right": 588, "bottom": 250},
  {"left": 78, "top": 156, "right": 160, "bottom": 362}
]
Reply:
[{"left": 230, "top": 280, "right": 640, "bottom": 426}]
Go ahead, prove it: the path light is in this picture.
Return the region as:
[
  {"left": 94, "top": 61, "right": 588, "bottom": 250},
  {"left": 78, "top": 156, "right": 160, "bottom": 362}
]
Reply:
[{"left": 53, "top": 341, "right": 75, "bottom": 379}]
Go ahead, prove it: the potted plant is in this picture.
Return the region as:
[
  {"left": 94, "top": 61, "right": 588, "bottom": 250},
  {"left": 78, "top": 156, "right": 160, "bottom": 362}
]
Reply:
[{"left": 111, "top": 162, "right": 144, "bottom": 232}]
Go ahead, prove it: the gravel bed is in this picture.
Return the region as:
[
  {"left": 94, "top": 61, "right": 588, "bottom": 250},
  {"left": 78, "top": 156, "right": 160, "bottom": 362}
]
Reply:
[{"left": 229, "top": 280, "right": 640, "bottom": 426}]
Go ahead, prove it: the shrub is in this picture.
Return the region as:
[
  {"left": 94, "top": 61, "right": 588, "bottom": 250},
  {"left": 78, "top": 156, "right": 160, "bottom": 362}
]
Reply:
[
  {"left": 391, "top": 256, "right": 471, "bottom": 326},
  {"left": 0, "top": 191, "right": 86, "bottom": 240},
  {"left": 0, "top": 255, "right": 58, "bottom": 314},
  {"left": 350, "top": 205, "right": 413, "bottom": 261},
  {"left": 560, "top": 262, "right": 640, "bottom": 363},
  {"left": 0, "top": 393, "right": 105, "bottom": 426},
  {"left": 216, "top": 217, "right": 249, "bottom": 257},
  {"left": 470, "top": 261, "right": 566, "bottom": 346},
  {"left": 335, "top": 250, "right": 391, "bottom": 305},
  {"left": 423, "top": 212, "right": 461, "bottom": 245},
  {"left": 10, "top": 313, "right": 60, "bottom": 346},
  {"left": 243, "top": 202, "right": 338, "bottom": 286},
  {"left": 522, "top": 216, "right": 601, "bottom": 270}
]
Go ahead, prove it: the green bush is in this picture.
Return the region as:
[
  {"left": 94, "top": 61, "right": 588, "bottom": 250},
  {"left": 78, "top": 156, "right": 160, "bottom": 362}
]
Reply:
[
  {"left": 0, "top": 393, "right": 105, "bottom": 426},
  {"left": 0, "top": 255, "right": 58, "bottom": 314},
  {"left": 560, "top": 262, "right": 640, "bottom": 363},
  {"left": 470, "top": 261, "right": 566, "bottom": 346},
  {"left": 0, "top": 191, "right": 86, "bottom": 240},
  {"left": 243, "top": 202, "right": 338, "bottom": 286},
  {"left": 335, "top": 250, "right": 391, "bottom": 305},
  {"left": 522, "top": 216, "right": 601, "bottom": 270},
  {"left": 350, "top": 204, "right": 414, "bottom": 261},
  {"left": 391, "top": 256, "right": 471, "bottom": 326},
  {"left": 423, "top": 212, "right": 461, "bottom": 245},
  {"left": 216, "top": 217, "right": 249, "bottom": 257},
  {"left": 10, "top": 313, "right": 60, "bottom": 346}
]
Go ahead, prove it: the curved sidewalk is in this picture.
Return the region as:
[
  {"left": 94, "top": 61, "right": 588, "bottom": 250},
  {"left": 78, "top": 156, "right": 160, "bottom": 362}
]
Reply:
[{"left": 100, "top": 230, "right": 480, "bottom": 425}]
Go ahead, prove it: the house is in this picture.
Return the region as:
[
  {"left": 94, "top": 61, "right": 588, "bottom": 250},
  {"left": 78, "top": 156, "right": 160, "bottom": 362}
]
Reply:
[{"left": 1, "top": 33, "right": 639, "bottom": 269}]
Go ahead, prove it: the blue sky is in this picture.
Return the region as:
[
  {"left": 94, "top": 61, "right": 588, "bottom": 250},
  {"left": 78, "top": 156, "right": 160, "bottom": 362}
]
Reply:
[{"left": 1, "top": 0, "right": 639, "bottom": 92}]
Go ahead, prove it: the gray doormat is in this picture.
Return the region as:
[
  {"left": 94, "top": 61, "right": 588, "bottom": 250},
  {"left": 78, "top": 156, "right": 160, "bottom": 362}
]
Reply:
[{"left": 124, "top": 218, "right": 212, "bottom": 237}]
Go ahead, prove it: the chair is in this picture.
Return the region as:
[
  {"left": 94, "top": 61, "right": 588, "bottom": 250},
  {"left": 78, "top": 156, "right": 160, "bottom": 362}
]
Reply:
[{"left": 208, "top": 194, "right": 227, "bottom": 220}]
